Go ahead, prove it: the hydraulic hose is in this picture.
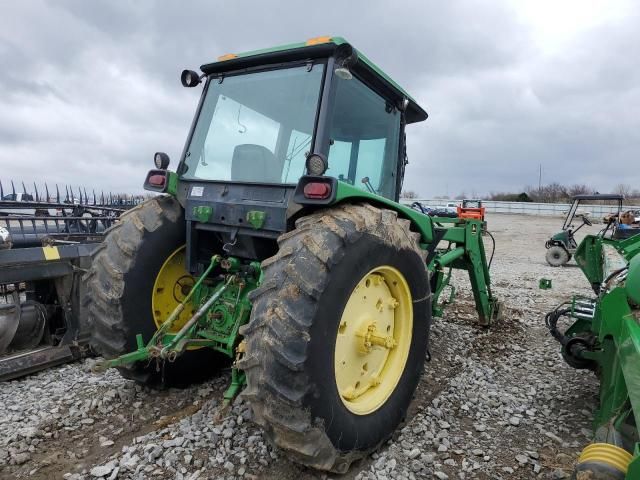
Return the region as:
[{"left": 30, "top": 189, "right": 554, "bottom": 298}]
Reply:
[
  {"left": 545, "top": 304, "right": 595, "bottom": 370},
  {"left": 485, "top": 230, "right": 496, "bottom": 269},
  {"left": 545, "top": 306, "right": 572, "bottom": 346}
]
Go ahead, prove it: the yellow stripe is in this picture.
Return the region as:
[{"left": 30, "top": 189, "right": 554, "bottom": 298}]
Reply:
[{"left": 43, "top": 246, "right": 61, "bottom": 261}]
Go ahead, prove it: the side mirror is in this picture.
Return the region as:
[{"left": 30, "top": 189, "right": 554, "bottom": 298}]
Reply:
[{"left": 181, "top": 69, "right": 201, "bottom": 87}]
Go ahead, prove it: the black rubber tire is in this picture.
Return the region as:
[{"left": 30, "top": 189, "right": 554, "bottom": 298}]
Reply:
[
  {"left": 85, "top": 196, "right": 223, "bottom": 387},
  {"left": 239, "top": 203, "right": 431, "bottom": 473},
  {"left": 546, "top": 245, "right": 570, "bottom": 267}
]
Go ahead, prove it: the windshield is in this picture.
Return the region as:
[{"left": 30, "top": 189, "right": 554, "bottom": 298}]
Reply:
[{"left": 181, "top": 64, "right": 324, "bottom": 183}]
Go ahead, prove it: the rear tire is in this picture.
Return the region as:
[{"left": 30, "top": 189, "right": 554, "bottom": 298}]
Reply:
[
  {"left": 239, "top": 203, "right": 431, "bottom": 472},
  {"left": 86, "top": 196, "right": 222, "bottom": 386},
  {"left": 546, "top": 245, "right": 570, "bottom": 267}
]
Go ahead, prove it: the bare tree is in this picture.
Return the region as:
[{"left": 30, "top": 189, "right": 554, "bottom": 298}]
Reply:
[
  {"left": 500, "top": 182, "right": 580, "bottom": 203},
  {"left": 614, "top": 184, "right": 633, "bottom": 197},
  {"left": 567, "top": 184, "right": 595, "bottom": 197},
  {"left": 400, "top": 190, "right": 419, "bottom": 199}
]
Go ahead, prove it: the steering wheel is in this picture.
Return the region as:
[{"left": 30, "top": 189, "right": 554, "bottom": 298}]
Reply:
[{"left": 583, "top": 216, "right": 593, "bottom": 226}]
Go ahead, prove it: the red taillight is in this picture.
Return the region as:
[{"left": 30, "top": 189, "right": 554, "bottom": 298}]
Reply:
[
  {"left": 303, "top": 182, "right": 331, "bottom": 199},
  {"left": 149, "top": 174, "right": 166, "bottom": 187}
]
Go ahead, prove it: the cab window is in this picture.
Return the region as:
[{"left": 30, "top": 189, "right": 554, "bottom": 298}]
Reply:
[{"left": 327, "top": 75, "right": 401, "bottom": 199}]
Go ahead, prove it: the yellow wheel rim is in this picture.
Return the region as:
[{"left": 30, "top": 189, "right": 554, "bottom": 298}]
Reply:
[
  {"left": 579, "top": 443, "right": 632, "bottom": 474},
  {"left": 334, "top": 265, "right": 413, "bottom": 415},
  {"left": 152, "top": 245, "right": 195, "bottom": 333}
]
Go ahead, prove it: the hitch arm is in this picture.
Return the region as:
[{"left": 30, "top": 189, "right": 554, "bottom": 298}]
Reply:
[{"left": 93, "top": 255, "right": 225, "bottom": 372}]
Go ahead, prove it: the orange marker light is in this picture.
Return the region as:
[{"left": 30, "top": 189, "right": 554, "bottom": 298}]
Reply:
[
  {"left": 218, "top": 53, "right": 238, "bottom": 61},
  {"left": 306, "top": 36, "right": 332, "bottom": 46}
]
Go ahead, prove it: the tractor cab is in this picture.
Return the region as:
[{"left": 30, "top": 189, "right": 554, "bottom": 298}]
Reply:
[
  {"left": 144, "top": 37, "right": 427, "bottom": 271},
  {"left": 545, "top": 194, "right": 624, "bottom": 267}
]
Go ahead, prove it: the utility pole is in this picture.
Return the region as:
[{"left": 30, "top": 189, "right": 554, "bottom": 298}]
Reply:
[{"left": 538, "top": 164, "right": 542, "bottom": 194}]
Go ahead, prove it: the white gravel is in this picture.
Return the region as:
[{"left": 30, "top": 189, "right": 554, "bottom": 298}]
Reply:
[{"left": 0, "top": 213, "right": 601, "bottom": 479}]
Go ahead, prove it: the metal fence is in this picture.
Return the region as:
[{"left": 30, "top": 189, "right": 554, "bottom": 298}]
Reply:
[{"left": 402, "top": 199, "right": 640, "bottom": 217}]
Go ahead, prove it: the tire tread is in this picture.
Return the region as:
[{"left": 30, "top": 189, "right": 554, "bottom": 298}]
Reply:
[{"left": 239, "top": 203, "right": 425, "bottom": 472}]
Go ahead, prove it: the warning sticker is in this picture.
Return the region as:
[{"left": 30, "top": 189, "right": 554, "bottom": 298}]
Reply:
[{"left": 191, "top": 186, "right": 204, "bottom": 197}]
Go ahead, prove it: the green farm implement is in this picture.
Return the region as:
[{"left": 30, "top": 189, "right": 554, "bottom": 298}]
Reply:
[
  {"left": 89, "top": 36, "right": 501, "bottom": 472},
  {"left": 545, "top": 225, "right": 640, "bottom": 478}
]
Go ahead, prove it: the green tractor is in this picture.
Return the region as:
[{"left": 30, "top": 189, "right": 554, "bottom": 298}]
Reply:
[
  {"left": 545, "top": 225, "right": 640, "bottom": 478},
  {"left": 89, "top": 36, "right": 501, "bottom": 473}
]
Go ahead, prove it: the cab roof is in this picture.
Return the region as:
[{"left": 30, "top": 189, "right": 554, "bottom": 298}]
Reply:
[
  {"left": 200, "top": 36, "right": 428, "bottom": 124},
  {"left": 573, "top": 194, "right": 624, "bottom": 201}
]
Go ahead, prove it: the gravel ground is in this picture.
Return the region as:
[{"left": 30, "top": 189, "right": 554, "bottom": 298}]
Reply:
[{"left": 0, "top": 213, "right": 602, "bottom": 480}]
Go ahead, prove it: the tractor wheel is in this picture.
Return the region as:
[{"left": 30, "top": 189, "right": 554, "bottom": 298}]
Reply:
[
  {"left": 546, "top": 245, "right": 570, "bottom": 267},
  {"left": 239, "top": 203, "right": 431, "bottom": 473},
  {"left": 86, "top": 196, "right": 223, "bottom": 386}
]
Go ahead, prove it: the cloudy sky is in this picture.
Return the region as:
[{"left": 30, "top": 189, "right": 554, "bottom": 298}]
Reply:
[{"left": 1, "top": 0, "right": 638, "bottom": 198}]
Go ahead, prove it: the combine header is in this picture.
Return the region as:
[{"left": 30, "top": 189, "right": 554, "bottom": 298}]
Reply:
[
  {"left": 90, "top": 36, "right": 501, "bottom": 472},
  {"left": 545, "top": 221, "right": 640, "bottom": 478},
  {"left": 0, "top": 180, "right": 141, "bottom": 380}
]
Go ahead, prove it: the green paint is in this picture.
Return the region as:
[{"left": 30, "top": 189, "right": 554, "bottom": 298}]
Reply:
[
  {"left": 166, "top": 171, "right": 179, "bottom": 196},
  {"left": 575, "top": 233, "right": 640, "bottom": 287},
  {"left": 574, "top": 235, "right": 605, "bottom": 284},
  {"left": 551, "top": 230, "right": 569, "bottom": 245},
  {"left": 246, "top": 210, "right": 266, "bottom": 229},
  {"left": 193, "top": 205, "right": 213, "bottom": 222},
  {"left": 539, "top": 278, "right": 552, "bottom": 290},
  {"left": 436, "top": 247, "right": 465, "bottom": 267},
  {"left": 193, "top": 278, "right": 254, "bottom": 357},
  {"left": 223, "top": 368, "right": 246, "bottom": 405},
  {"left": 628, "top": 256, "right": 640, "bottom": 305}
]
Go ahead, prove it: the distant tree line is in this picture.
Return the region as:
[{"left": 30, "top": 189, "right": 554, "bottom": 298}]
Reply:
[
  {"left": 485, "top": 183, "right": 640, "bottom": 204},
  {"left": 402, "top": 183, "right": 640, "bottom": 204}
]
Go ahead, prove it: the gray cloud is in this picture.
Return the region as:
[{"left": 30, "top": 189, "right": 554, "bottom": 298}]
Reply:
[{"left": 0, "top": 0, "right": 638, "bottom": 197}]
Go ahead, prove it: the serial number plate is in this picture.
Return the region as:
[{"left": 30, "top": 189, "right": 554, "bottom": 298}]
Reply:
[{"left": 191, "top": 186, "right": 204, "bottom": 197}]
